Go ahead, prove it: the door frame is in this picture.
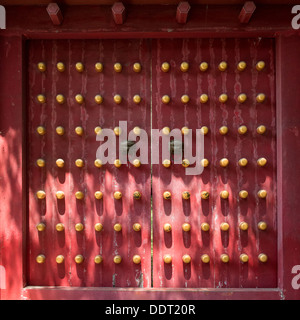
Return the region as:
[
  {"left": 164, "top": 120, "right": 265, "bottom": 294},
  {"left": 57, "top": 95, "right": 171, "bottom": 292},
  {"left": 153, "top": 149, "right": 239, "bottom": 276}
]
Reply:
[{"left": 0, "top": 4, "right": 300, "bottom": 300}]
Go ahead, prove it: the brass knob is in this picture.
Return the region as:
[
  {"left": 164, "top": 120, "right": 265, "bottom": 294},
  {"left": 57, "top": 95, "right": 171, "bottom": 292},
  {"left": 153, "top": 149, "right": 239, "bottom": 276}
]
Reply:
[
  {"left": 163, "top": 191, "right": 171, "bottom": 200},
  {"left": 95, "top": 223, "right": 103, "bottom": 232},
  {"left": 220, "top": 190, "right": 229, "bottom": 199},
  {"left": 133, "top": 159, "right": 141, "bottom": 167},
  {"left": 199, "top": 62, "right": 208, "bottom": 72},
  {"left": 95, "top": 62, "right": 103, "bottom": 72},
  {"left": 219, "top": 126, "right": 228, "bottom": 135},
  {"left": 239, "top": 253, "right": 249, "bottom": 263},
  {"left": 56, "top": 223, "right": 65, "bottom": 232},
  {"left": 238, "top": 125, "right": 247, "bottom": 135},
  {"left": 182, "top": 223, "right": 191, "bottom": 232},
  {"left": 57, "top": 62, "right": 65, "bottom": 72},
  {"left": 219, "top": 94, "right": 228, "bottom": 103},
  {"left": 218, "top": 61, "right": 227, "bottom": 71},
  {"left": 114, "top": 191, "right": 122, "bottom": 200},
  {"left": 182, "top": 159, "right": 190, "bottom": 168},
  {"left": 181, "top": 95, "right": 190, "bottom": 104},
  {"left": 256, "top": 93, "right": 266, "bottom": 103},
  {"left": 239, "top": 190, "right": 248, "bottom": 199},
  {"left": 56, "top": 255, "right": 64, "bottom": 264},
  {"left": 56, "top": 94, "right": 65, "bottom": 104},
  {"left": 181, "top": 126, "right": 189, "bottom": 135},
  {"left": 95, "top": 95, "right": 103, "bottom": 104},
  {"left": 133, "top": 62, "right": 141, "bottom": 73},
  {"left": 200, "top": 94, "right": 209, "bottom": 104},
  {"left": 201, "top": 126, "right": 209, "bottom": 135},
  {"left": 257, "top": 125, "right": 266, "bottom": 135},
  {"left": 75, "top": 62, "right": 84, "bottom": 72},
  {"left": 113, "top": 94, "right": 122, "bottom": 104},
  {"left": 114, "top": 159, "right": 122, "bottom": 168},
  {"left": 114, "top": 126, "right": 121, "bottom": 135},
  {"left": 36, "top": 223, "right": 46, "bottom": 232},
  {"left": 56, "top": 126, "right": 65, "bottom": 136},
  {"left": 94, "top": 159, "right": 103, "bottom": 168},
  {"left": 258, "top": 253, "right": 268, "bottom": 263},
  {"left": 201, "top": 191, "right": 209, "bottom": 199},
  {"left": 75, "top": 191, "right": 84, "bottom": 200},
  {"left": 162, "top": 159, "right": 171, "bottom": 168},
  {"left": 182, "top": 254, "right": 191, "bottom": 264},
  {"left": 114, "top": 223, "right": 122, "bottom": 232},
  {"left": 75, "top": 94, "right": 84, "bottom": 104},
  {"left": 133, "top": 127, "right": 141, "bottom": 135},
  {"left": 237, "top": 93, "right": 247, "bottom": 103},
  {"left": 201, "top": 158, "right": 209, "bottom": 168},
  {"left": 162, "top": 95, "right": 170, "bottom": 104},
  {"left": 94, "top": 255, "right": 103, "bottom": 264},
  {"left": 74, "top": 255, "right": 84, "bottom": 264},
  {"left": 201, "top": 222, "right": 210, "bottom": 232},
  {"left": 238, "top": 158, "right": 248, "bottom": 167},
  {"left": 257, "top": 189, "right": 267, "bottom": 199},
  {"left": 180, "top": 62, "right": 189, "bottom": 72},
  {"left": 201, "top": 254, "right": 210, "bottom": 263},
  {"left": 163, "top": 223, "right": 172, "bottom": 232},
  {"left": 37, "top": 94, "right": 46, "bottom": 104},
  {"left": 113, "top": 255, "right": 122, "bottom": 264},
  {"left": 75, "top": 159, "right": 84, "bottom": 168},
  {"left": 37, "top": 62, "right": 46, "bottom": 72},
  {"left": 161, "top": 62, "right": 170, "bottom": 72},
  {"left": 94, "top": 191, "right": 103, "bottom": 200},
  {"left": 220, "top": 254, "right": 229, "bottom": 263},
  {"left": 37, "top": 126, "right": 46, "bottom": 136},
  {"left": 220, "top": 158, "right": 229, "bottom": 167},
  {"left": 114, "top": 62, "right": 122, "bottom": 73},
  {"left": 36, "top": 254, "right": 46, "bottom": 264},
  {"left": 256, "top": 61, "right": 265, "bottom": 71},
  {"left": 56, "top": 159, "right": 64, "bottom": 168},
  {"left": 182, "top": 191, "right": 190, "bottom": 200},
  {"left": 94, "top": 126, "right": 102, "bottom": 135},
  {"left": 75, "top": 223, "right": 84, "bottom": 232},
  {"left": 162, "top": 127, "right": 170, "bottom": 135},
  {"left": 258, "top": 221, "right": 267, "bottom": 230},
  {"left": 237, "top": 61, "right": 247, "bottom": 71},
  {"left": 133, "top": 191, "right": 142, "bottom": 200},
  {"left": 220, "top": 222, "right": 230, "bottom": 231},
  {"left": 257, "top": 157, "right": 267, "bottom": 167},
  {"left": 163, "top": 254, "right": 172, "bottom": 264},
  {"left": 133, "top": 95, "right": 141, "bottom": 104},
  {"left": 133, "top": 255, "right": 141, "bottom": 264},
  {"left": 133, "top": 223, "right": 141, "bottom": 232},
  {"left": 36, "top": 158, "right": 46, "bottom": 168},
  {"left": 36, "top": 190, "right": 46, "bottom": 199},
  {"left": 56, "top": 191, "right": 65, "bottom": 200},
  {"left": 75, "top": 126, "right": 84, "bottom": 136},
  {"left": 239, "top": 221, "right": 249, "bottom": 231}
]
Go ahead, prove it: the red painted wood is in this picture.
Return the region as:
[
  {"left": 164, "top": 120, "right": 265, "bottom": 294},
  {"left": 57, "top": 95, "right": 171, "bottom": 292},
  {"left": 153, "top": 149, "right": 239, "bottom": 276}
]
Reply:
[
  {"left": 46, "top": 3, "right": 64, "bottom": 26},
  {"left": 176, "top": 2, "right": 191, "bottom": 24},
  {"left": 152, "top": 38, "right": 277, "bottom": 288},
  {"left": 27, "top": 39, "right": 151, "bottom": 288},
  {"left": 238, "top": 1, "right": 256, "bottom": 24},
  {"left": 112, "top": 2, "right": 126, "bottom": 25}
]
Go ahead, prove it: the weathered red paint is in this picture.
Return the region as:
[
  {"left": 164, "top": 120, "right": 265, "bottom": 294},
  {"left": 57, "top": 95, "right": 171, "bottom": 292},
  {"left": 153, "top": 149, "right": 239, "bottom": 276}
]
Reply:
[
  {"left": 152, "top": 38, "right": 277, "bottom": 288},
  {"left": 27, "top": 39, "right": 151, "bottom": 288},
  {"left": 0, "top": 4, "right": 300, "bottom": 300}
]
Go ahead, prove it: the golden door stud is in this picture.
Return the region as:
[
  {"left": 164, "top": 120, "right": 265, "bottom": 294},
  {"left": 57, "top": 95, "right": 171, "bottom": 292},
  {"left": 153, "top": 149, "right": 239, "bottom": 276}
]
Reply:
[
  {"left": 94, "top": 255, "right": 103, "bottom": 264},
  {"left": 133, "top": 255, "right": 141, "bottom": 264},
  {"left": 133, "top": 223, "right": 142, "bottom": 232},
  {"left": 163, "top": 254, "right": 172, "bottom": 264},
  {"left": 218, "top": 61, "right": 227, "bottom": 71},
  {"left": 256, "top": 61, "right": 265, "bottom": 71},
  {"left": 37, "top": 62, "right": 46, "bottom": 72},
  {"left": 95, "top": 223, "right": 103, "bottom": 232},
  {"left": 182, "top": 254, "right": 191, "bottom": 264},
  {"left": 237, "top": 61, "right": 247, "bottom": 71},
  {"left": 180, "top": 62, "right": 189, "bottom": 72},
  {"left": 57, "top": 62, "right": 65, "bottom": 72},
  {"left": 182, "top": 223, "right": 191, "bottom": 232},
  {"left": 201, "top": 222, "right": 210, "bottom": 232},
  {"left": 114, "top": 191, "right": 122, "bottom": 200},
  {"left": 114, "top": 223, "right": 122, "bottom": 232},
  {"left": 114, "top": 62, "right": 122, "bottom": 73},
  {"left": 114, "top": 255, "right": 122, "bottom": 264},
  {"left": 95, "top": 62, "right": 103, "bottom": 72},
  {"left": 36, "top": 255, "right": 46, "bottom": 264},
  {"left": 163, "top": 191, "right": 171, "bottom": 200},
  {"left": 163, "top": 223, "right": 172, "bottom": 232},
  {"left": 133, "top": 62, "right": 141, "bottom": 73},
  {"left": 94, "top": 191, "right": 103, "bottom": 200},
  {"left": 75, "top": 62, "right": 84, "bottom": 72},
  {"left": 201, "top": 254, "right": 210, "bottom": 263},
  {"left": 161, "top": 62, "right": 170, "bottom": 72},
  {"left": 199, "top": 62, "right": 208, "bottom": 72}
]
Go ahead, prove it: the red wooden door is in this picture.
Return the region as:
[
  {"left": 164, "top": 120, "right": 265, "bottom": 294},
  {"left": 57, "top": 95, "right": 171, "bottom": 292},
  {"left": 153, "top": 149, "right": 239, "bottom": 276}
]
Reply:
[
  {"left": 27, "top": 37, "right": 277, "bottom": 289},
  {"left": 152, "top": 38, "right": 277, "bottom": 288},
  {"left": 27, "top": 39, "right": 152, "bottom": 287}
]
